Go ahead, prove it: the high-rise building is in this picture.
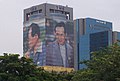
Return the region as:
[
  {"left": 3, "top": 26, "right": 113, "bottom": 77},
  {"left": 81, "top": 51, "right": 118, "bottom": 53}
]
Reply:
[
  {"left": 23, "top": 3, "right": 74, "bottom": 71},
  {"left": 74, "top": 18, "right": 113, "bottom": 70},
  {"left": 112, "top": 31, "right": 120, "bottom": 45}
]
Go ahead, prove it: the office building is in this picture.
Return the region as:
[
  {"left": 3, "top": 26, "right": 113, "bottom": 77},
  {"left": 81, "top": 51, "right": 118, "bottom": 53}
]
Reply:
[
  {"left": 74, "top": 18, "right": 113, "bottom": 70},
  {"left": 23, "top": 3, "right": 74, "bottom": 71}
]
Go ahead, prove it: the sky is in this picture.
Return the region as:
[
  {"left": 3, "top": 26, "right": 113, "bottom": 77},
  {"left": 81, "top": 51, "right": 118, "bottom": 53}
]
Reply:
[{"left": 0, "top": 0, "right": 120, "bottom": 56}]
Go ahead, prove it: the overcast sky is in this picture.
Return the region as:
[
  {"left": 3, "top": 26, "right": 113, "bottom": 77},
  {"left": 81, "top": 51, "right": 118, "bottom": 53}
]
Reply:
[{"left": 0, "top": 0, "right": 120, "bottom": 56}]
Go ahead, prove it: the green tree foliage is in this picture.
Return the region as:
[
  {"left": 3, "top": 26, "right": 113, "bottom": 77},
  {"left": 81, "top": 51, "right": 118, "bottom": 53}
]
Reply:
[
  {"left": 1, "top": 43, "right": 120, "bottom": 81},
  {"left": 90, "top": 44, "right": 120, "bottom": 81},
  {"left": 0, "top": 53, "right": 40, "bottom": 81},
  {"left": 0, "top": 53, "right": 74, "bottom": 81},
  {"left": 72, "top": 43, "right": 120, "bottom": 81}
]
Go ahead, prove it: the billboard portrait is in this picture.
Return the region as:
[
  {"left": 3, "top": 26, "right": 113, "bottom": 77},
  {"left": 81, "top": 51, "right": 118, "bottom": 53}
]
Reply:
[
  {"left": 46, "top": 18, "right": 74, "bottom": 68},
  {"left": 23, "top": 19, "right": 46, "bottom": 66},
  {"left": 23, "top": 18, "right": 74, "bottom": 68}
]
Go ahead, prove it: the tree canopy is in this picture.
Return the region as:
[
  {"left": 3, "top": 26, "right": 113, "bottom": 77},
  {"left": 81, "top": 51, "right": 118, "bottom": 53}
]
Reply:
[
  {"left": 73, "top": 43, "right": 120, "bottom": 81},
  {"left": 0, "top": 43, "right": 120, "bottom": 81},
  {"left": 0, "top": 53, "right": 74, "bottom": 81}
]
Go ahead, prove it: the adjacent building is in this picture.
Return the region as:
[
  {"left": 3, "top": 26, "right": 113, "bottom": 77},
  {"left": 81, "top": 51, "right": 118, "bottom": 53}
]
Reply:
[{"left": 74, "top": 18, "right": 113, "bottom": 70}]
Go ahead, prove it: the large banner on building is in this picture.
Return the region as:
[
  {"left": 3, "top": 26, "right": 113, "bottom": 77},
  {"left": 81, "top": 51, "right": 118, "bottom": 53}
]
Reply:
[
  {"left": 23, "top": 19, "right": 46, "bottom": 66},
  {"left": 45, "top": 18, "right": 74, "bottom": 68},
  {"left": 23, "top": 18, "right": 74, "bottom": 68}
]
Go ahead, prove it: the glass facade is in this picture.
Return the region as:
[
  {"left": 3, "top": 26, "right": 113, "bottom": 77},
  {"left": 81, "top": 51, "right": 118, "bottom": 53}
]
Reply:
[
  {"left": 75, "top": 18, "right": 112, "bottom": 69},
  {"left": 90, "top": 31, "right": 109, "bottom": 52}
]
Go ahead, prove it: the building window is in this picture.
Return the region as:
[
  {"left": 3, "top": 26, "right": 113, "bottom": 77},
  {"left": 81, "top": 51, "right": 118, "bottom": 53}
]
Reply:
[
  {"left": 31, "top": 10, "right": 39, "bottom": 15},
  {"left": 50, "top": 9, "right": 54, "bottom": 13},
  {"left": 39, "top": 9, "right": 42, "bottom": 13},
  {"left": 26, "top": 13, "right": 30, "bottom": 21},
  {"left": 65, "top": 12, "right": 70, "bottom": 20},
  {"left": 55, "top": 10, "right": 59, "bottom": 13},
  {"left": 55, "top": 10, "right": 63, "bottom": 14}
]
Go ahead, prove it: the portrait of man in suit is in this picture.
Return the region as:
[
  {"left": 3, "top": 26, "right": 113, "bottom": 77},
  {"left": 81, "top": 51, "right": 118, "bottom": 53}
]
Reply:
[{"left": 46, "top": 22, "right": 74, "bottom": 68}]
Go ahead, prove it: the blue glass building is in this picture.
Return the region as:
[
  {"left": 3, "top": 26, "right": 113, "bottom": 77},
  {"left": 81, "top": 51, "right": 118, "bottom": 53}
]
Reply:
[{"left": 74, "top": 18, "right": 113, "bottom": 70}]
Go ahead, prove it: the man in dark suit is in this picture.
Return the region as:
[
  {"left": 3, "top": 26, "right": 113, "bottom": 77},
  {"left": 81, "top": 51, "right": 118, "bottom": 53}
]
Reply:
[{"left": 46, "top": 22, "right": 74, "bottom": 68}]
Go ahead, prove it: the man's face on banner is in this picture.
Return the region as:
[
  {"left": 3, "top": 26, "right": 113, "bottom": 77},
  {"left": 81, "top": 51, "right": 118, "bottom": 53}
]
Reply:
[
  {"left": 28, "top": 27, "right": 38, "bottom": 49},
  {"left": 55, "top": 27, "right": 65, "bottom": 45}
]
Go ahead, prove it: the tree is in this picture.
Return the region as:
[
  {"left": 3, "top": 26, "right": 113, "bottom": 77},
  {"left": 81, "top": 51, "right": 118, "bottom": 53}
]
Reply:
[
  {"left": 0, "top": 53, "right": 45, "bottom": 81},
  {"left": 73, "top": 43, "right": 120, "bottom": 81},
  {"left": 2, "top": 43, "right": 120, "bottom": 81},
  {"left": 0, "top": 53, "right": 74, "bottom": 81}
]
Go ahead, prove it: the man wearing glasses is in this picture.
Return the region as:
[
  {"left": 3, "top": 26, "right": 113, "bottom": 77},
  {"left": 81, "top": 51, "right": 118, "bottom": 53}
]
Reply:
[{"left": 46, "top": 22, "right": 74, "bottom": 68}]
